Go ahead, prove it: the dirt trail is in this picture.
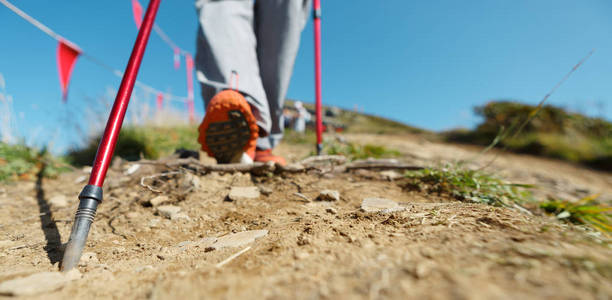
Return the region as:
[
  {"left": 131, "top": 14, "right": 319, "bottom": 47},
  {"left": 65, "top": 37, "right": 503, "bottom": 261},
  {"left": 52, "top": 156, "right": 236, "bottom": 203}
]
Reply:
[{"left": 0, "top": 133, "right": 610, "bottom": 299}]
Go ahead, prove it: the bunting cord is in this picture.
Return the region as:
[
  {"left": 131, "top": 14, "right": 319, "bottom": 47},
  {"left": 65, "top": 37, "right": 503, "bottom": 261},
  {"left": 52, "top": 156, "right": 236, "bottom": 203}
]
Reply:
[
  {"left": 129, "top": 0, "right": 195, "bottom": 121},
  {"left": 134, "top": 0, "right": 191, "bottom": 59},
  {"left": 0, "top": 0, "right": 189, "bottom": 104},
  {"left": 153, "top": 24, "right": 189, "bottom": 56},
  {"left": 0, "top": 0, "right": 64, "bottom": 42},
  {"left": 81, "top": 52, "right": 187, "bottom": 103}
]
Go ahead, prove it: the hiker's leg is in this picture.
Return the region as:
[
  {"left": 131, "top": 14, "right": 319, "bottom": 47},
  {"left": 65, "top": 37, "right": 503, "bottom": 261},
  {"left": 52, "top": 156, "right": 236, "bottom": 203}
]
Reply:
[
  {"left": 254, "top": 0, "right": 311, "bottom": 150},
  {"left": 195, "top": 0, "right": 271, "bottom": 134}
]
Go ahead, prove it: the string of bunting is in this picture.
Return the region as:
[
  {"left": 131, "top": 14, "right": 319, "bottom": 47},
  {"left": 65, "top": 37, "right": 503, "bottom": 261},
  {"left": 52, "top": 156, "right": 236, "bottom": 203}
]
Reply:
[
  {"left": 131, "top": 0, "right": 195, "bottom": 122},
  {"left": 0, "top": 0, "right": 192, "bottom": 117}
]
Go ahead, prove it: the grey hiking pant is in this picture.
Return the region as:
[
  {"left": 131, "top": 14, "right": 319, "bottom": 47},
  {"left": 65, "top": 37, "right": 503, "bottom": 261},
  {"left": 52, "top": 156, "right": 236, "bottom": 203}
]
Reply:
[{"left": 195, "top": 0, "right": 311, "bottom": 150}]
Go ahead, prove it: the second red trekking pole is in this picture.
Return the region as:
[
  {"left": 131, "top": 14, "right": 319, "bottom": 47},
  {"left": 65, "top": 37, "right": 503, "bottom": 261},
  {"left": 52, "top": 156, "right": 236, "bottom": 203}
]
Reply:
[
  {"left": 61, "top": 0, "right": 161, "bottom": 272},
  {"left": 313, "top": 0, "right": 323, "bottom": 155}
]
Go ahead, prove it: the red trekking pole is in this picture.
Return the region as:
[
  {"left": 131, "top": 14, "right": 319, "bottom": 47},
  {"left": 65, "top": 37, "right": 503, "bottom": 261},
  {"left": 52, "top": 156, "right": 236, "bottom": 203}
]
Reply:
[
  {"left": 313, "top": 0, "right": 323, "bottom": 155},
  {"left": 61, "top": 0, "right": 161, "bottom": 271}
]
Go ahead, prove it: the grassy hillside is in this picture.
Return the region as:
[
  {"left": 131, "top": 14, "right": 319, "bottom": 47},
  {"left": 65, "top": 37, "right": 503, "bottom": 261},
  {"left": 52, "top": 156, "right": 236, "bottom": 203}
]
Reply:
[
  {"left": 3, "top": 99, "right": 610, "bottom": 180},
  {"left": 286, "top": 99, "right": 427, "bottom": 135},
  {"left": 445, "top": 101, "right": 612, "bottom": 171},
  {"left": 62, "top": 100, "right": 425, "bottom": 166}
]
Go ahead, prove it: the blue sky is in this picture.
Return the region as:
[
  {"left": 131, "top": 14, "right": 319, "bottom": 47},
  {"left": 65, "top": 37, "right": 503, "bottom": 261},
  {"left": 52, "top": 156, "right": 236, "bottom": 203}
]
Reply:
[{"left": 1, "top": 0, "right": 611, "bottom": 154}]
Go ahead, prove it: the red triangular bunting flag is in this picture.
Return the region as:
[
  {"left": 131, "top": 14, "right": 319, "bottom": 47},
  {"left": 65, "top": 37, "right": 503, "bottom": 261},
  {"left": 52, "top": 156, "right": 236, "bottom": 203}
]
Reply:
[
  {"left": 185, "top": 53, "right": 195, "bottom": 123},
  {"left": 56, "top": 40, "right": 81, "bottom": 102},
  {"left": 173, "top": 47, "right": 181, "bottom": 70},
  {"left": 131, "top": 0, "right": 143, "bottom": 29},
  {"left": 187, "top": 99, "right": 195, "bottom": 123},
  {"left": 185, "top": 53, "right": 194, "bottom": 73},
  {"left": 156, "top": 92, "right": 163, "bottom": 111}
]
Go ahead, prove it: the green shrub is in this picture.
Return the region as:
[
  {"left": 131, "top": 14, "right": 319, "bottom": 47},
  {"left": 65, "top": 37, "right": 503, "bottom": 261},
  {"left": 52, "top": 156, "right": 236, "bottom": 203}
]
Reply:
[
  {"left": 540, "top": 195, "right": 611, "bottom": 237},
  {"left": 405, "top": 166, "right": 534, "bottom": 206},
  {"left": 66, "top": 126, "right": 199, "bottom": 166},
  {"left": 0, "top": 143, "right": 70, "bottom": 181},
  {"left": 445, "top": 101, "right": 612, "bottom": 171}
]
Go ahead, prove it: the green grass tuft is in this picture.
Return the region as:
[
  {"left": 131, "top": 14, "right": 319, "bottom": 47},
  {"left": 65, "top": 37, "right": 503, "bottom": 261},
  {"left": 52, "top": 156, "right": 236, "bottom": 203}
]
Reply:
[
  {"left": 540, "top": 195, "right": 612, "bottom": 237},
  {"left": 404, "top": 166, "right": 534, "bottom": 206},
  {"left": 323, "top": 140, "right": 400, "bottom": 160},
  {"left": 405, "top": 164, "right": 611, "bottom": 235}
]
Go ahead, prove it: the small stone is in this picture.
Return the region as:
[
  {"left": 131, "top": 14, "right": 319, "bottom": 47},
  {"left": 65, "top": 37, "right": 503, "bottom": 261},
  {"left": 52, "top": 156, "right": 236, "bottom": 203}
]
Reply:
[
  {"left": 48, "top": 195, "right": 68, "bottom": 208},
  {"left": 0, "top": 240, "right": 14, "bottom": 249},
  {"left": 0, "top": 271, "right": 78, "bottom": 296},
  {"left": 149, "top": 195, "right": 170, "bottom": 207},
  {"left": 126, "top": 212, "right": 140, "bottom": 220},
  {"left": 81, "top": 166, "right": 92, "bottom": 173},
  {"left": 171, "top": 212, "right": 190, "bottom": 221},
  {"left": 294, "top": 251, "right": 310, "bottom": 260},
  {"left": 258, "top": 186, "right": 273, "bottom": 196},
  {"left": 556, "top": 211, "right": 570, "bottom": 219},
  {"left": 414, "top": 262, "right": 433, "bottom": 279},
  {"left": 230, "top": 173, "right": 252, "bottom": 185},
  {"left": 354, "top": 169, "right": 377, "bottom": 179},
  {"left": 178, "top": 173, "right": 200, "bottom": 193},
  {"left": 177, "top": 241, "right": 192, "bottom": 247},
  {"left": 123, "top": 164, "right": 141, "bottom": 175},
  {"left": 156, "top": 205, "right": 181, "bottom": 219},
  {"left": 209, "top": 230, "right": 268, "bottom": 250},
  {"left": 317, "top": 190, "right": 340, "bottom": 201},
  {"left": 361, "top": 198, "right": 405, "bottom": 213},
  {"left": 74, "top": 175, "right": 87, "bottom": 184},
  {"left": 78, "top": 252, "right": 99, "bottom": 267},
  {"left": 187, "top": 173, "right": 200, "bottom": 188},
  {"left": 227, "top": 186, "right": 260, "bottom": 202},
  {"left": 148, "top": 218, "right": 161, "bottom": 228},
  {"left": 297, "top": 236, "right": 310, "bottom": 246},
  {"left": 380, "top": 170, "right": 402, "bottom": 181},
  {"left": 135, "top": 265, "right": 154, "bottom": 273},
  {"left": 325, "top": 207, "right": 338, "bottom": 215},
  {"left": 196, "top": 237, "right": 218, "bottom": 248}
]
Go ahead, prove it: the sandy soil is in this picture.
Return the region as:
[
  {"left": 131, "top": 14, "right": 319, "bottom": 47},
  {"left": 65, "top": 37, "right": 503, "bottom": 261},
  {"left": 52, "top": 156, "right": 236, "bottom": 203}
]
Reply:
[{"left": 0, "top": 133, "right": 610, "bottom": 299}]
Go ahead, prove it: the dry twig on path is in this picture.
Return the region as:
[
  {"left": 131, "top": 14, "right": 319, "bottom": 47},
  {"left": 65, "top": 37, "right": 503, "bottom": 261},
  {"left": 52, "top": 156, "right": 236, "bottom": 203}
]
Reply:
[
  {"left": 139, "top": 156, "right": 423, "bottom": 176},
  {"left": 215, "top": 246, "right": 251, "bottom": 268},
  {"left": 140, "top": 171, "right": 182, "bottom": 193},
  {"left": 345, "top": 159, "right": 423, "bottom": 171}
]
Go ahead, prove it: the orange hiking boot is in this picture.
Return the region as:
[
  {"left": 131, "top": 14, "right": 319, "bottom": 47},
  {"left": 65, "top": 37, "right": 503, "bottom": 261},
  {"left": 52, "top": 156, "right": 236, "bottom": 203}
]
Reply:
[
  {"left": 198, "top": 90, "right": 259, "bottom": 163},
  {"left": 254, "top": 149, "right": 286, "bottom": 166}
]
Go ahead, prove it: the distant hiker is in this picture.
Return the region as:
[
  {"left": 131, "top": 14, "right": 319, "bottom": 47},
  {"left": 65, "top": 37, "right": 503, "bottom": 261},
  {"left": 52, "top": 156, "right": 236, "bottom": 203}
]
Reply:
[
  {"left": 195, "top": 0, "right": 311, "bottom": 165},
  {"left": 293, "top": 101, "right": 310, "bottom": 133}
]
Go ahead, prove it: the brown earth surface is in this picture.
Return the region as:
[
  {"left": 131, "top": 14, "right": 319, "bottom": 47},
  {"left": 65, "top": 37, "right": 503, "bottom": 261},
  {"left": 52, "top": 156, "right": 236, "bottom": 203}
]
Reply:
[{"left": 0, "top": 133, "right": 610, "bottom": 299}]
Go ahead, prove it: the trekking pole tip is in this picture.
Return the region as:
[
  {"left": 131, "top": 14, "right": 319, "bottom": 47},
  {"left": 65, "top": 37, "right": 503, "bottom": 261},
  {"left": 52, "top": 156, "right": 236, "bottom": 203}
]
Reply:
[{"left": 60, "top": 185, "right": 102, "bottom": 272}]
